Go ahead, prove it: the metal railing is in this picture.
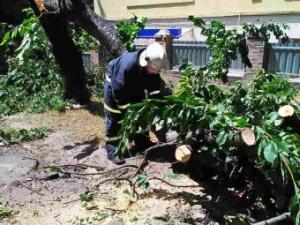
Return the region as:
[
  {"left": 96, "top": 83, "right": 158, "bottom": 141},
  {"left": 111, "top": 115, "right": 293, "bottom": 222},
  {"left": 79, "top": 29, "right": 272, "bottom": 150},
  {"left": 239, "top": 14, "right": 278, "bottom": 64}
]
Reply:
[
  {"left": 91, "top": 41, "right": 300, "bottom": 77},
  {"left": 171, "top": 40, "right": 244, "bottom": 70},
  {"left": 267, "top": 43, "right": 300, "bottom": 77}
]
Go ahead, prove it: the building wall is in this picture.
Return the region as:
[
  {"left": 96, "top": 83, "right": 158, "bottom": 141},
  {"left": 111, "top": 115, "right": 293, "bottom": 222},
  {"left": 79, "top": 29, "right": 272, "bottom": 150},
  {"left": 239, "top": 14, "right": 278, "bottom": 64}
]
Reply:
[
  {"left": 94, "top": 0, "right": 300, "bottom": 41},
  {"left": 94, "top": 0, "right": 300, "bottom": 20}
]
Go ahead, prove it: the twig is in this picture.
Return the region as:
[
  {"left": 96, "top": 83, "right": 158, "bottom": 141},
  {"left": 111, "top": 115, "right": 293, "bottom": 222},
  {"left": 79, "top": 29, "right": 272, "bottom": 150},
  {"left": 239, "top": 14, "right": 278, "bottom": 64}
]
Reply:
[
  {"left": 117, "top": 168, "right": 129, "bottom": 178},
  {"left": 53, "top": 213, "right": 61, "bottom": 218},
  {"left": 104, "top": 207, "right": 126, "bottom": 213},
  {"left": 15, "top": 180, "right": 44, "bottom": 196},
  {"left": 97, "top": 177, "right": 133, "bottom": 186},
  {"left": 128, "top": 155, "right": 144, "bottom": 160},
  {"left": 53, "top": 163, "right": 105, "bottom": 170},
  {"left": 45, "top": 165, "right": 138, "bottom": 176},
  {"left": 149, "top": 176, "right": 200, "bottom": 188},
  {"left": 23, "top": 155, "right": 37, "bottom": 161},
  {"left": 229, "top": 164, "right": 237, "bottom": 179},
  {"left": 251, "top": 212, "right": 291, "bottom": 225},
  {"left": 95, "top": 177, "right": 139, "bottom": 198},
  {"left": 134, "top": 141, "right": 177, "bottom": 177},
  {"left": 62, "top": 198, "right": 80, "bottom": 205}
]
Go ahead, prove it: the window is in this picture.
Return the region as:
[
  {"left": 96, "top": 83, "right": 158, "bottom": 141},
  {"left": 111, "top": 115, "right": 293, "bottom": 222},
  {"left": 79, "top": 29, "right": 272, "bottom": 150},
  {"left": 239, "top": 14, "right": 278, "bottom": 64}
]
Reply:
[{"left": 126, "top": 0, "right": 194, "bottom": 8}]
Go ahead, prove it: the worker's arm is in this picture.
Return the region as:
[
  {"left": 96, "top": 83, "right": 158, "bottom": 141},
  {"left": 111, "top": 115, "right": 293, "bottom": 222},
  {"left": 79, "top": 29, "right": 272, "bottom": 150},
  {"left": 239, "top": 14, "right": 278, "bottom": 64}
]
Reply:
[
  {"left": 147, "top": 76, "right": 173, "bottom": 99},
  {"left": 112, "top": 84, "right": 131, "bottom": 112}
]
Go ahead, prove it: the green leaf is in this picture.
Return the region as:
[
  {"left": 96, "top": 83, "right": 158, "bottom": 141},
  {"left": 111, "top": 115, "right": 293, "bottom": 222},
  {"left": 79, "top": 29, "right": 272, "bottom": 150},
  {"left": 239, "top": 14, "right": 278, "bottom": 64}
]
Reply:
[
  {"left": 135, "top": 173, "right": 150, "bottom": 189},
  {"left": 289, "top": 195, "right": 300, "bottom": 219},
  {"left": 263, "top": 142, "right": 279, "bottom": 163},
  {"left": 116, "top": 15, "right": 147, "bottom": 51},
  {"left": 93, "top": 212, "right": 109, "bottom": 222},
  {"left": 275, "top": 140, "right": 289, "bottom": 152},
  {"left": 0, "top": 31, "right": 11, "bottom": 46},
  {"left": 80, "top": 191, "right": 94, "bottom": 202},
  {"left": 280, "top": 160, "right": 288, "bottom": 185},
  {"left": 274, "top": 119, "right": 283, "bottom": 126},
  {"left": 45, "top": 166, "right": 60, "bottom": 176},
  {"left": 235, "top": 116, "right": 247, "bottom": 128},
  {"left": 296, "top": 211, "right": 300, "bottom": 225},
  {"left": 216, "top": 130, "right": 227, "bottom": 146}
]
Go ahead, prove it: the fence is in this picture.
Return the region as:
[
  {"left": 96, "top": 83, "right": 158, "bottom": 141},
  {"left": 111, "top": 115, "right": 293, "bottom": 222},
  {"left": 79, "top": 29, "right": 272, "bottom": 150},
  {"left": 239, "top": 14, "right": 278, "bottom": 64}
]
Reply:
[
  {"left": 171, "top": 40, "right": 244, "bottom": 70},
  {"left": 171, "top": 41, "right": 209, "bottom": 67},
  {"left": 267, "top": 43, "right": 300, "bottom": 77},
  {"left": 171, "top": 41, "right": 244, "bottom": 70},
  {"left": 86, "top": 41, "right": 300, "bottom": 77},
  {"left": 138, "top": 41, "right": 244, "bottom": 70}
]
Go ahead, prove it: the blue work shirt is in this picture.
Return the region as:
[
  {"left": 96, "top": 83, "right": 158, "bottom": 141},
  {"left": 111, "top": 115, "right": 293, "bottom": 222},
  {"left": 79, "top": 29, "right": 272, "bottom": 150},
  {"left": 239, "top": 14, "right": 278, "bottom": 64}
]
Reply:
[{"left": 106, "top": 49, "right": 164, "bottom": 107}]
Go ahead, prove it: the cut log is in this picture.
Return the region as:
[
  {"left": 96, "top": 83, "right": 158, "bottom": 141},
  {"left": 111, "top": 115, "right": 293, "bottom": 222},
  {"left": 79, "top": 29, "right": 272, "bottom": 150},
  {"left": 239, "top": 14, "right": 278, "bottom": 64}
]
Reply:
[
  {"left": 278, "top": 104, "right": 300, "bottom": 134},
  {"left": 278, "top": 105, "right": 294, "bottom": 117},
  {"left": 240, "top": 128, "right": 256, "bottom": 146},
  {"left": 149, "top": 131, "right": 159, "bottom": 144},
  {"left": 175, "top": 145, "right": 192, "bottom": 163}
]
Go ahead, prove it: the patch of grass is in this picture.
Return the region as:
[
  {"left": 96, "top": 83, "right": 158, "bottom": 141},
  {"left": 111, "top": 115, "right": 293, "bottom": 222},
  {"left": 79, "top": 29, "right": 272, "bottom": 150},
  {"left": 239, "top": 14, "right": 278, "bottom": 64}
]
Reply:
[
  {"left": 0, "top": 202, "right": 12, "bottom": 220},
  {"left": 129, "top": 216, "right": 139, "bottom": 223},
  {"left": 73, "top": 216, "right": 93, "bottom": 225},
  {"left": 73, "top": 212, "right": 108, "bottom": 225},
  {"left": 80, "top": 191, "right": 94, "bottom": 203},
  {"left": 80, "top": 191, "right": 98, "bottom": 210}
]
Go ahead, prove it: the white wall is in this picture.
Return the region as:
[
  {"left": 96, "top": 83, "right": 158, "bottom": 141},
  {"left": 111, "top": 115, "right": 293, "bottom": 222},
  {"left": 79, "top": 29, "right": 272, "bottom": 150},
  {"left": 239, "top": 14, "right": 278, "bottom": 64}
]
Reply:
[{"left": 144, "top": 14, "right": 300, "bottom": 41}]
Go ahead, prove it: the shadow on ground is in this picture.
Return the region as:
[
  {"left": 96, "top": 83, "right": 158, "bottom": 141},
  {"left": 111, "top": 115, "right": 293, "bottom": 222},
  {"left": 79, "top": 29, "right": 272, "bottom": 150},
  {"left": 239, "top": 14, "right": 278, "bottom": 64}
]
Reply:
[
  {"left": 85, "top": 101, "right": 104, "bottom": 117},
  {"left": 141, "top": 150, "right": 294, "bottom": 225},
  {"left": 63, "top": 137, "right": 100, "bottom": 160}
]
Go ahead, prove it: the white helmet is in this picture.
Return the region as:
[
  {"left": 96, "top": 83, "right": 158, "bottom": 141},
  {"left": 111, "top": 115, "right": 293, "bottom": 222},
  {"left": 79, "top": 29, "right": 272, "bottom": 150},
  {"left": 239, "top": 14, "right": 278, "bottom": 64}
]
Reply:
[{"left": 139, "top": 42, "right": 167, "bottom": 70}]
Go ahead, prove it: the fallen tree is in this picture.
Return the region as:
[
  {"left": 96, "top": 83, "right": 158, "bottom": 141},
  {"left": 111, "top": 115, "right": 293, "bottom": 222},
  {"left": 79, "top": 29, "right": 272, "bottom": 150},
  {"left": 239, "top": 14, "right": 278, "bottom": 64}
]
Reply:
[
  {"left": 0, "top": 0, "right": 124, "bottom": 103},
  {"left": 116, "top": 19, "right": 300, "bottom": 225}
]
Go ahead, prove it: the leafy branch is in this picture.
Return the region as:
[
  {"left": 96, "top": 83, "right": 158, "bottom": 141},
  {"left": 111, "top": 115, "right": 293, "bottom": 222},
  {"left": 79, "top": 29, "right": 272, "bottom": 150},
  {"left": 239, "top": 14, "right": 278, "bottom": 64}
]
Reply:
[
  {"left": 116, "top": 15, "right": 147, "bottom": 52},
  {"left": 188, "top": 17, "right": 289, "bottom": 83},
  {"left": 116, "top": 17, "right": 299, "bottom": 224}
]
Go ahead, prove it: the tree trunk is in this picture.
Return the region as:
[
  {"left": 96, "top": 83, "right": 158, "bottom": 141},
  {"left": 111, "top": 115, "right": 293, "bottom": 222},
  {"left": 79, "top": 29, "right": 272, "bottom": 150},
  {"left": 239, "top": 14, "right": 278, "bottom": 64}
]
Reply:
[
  {"left": 69, "top": 6, "right": 125, "bottom": 57},
  {"left": 39, "top": 14, "right": 91, "bottom": 103},
  {"left": 38, "top": 0, "right": 124, "bottom": 102},
  {"left": 0, "top": 24, "right": 6, "bottom": 74},
  {"left": 0, "top": 47, "right": 7, "bottom": 74},
  {"left": 0, "top": 0, "right": 125, "bottom": 103}
]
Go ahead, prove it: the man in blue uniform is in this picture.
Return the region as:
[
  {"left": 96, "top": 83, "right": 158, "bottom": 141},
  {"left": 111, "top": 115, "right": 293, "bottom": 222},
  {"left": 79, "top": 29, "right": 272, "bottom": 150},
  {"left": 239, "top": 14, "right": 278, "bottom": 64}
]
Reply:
[{"left": 104, "top": 42, "right": 169, "bottom": 164}]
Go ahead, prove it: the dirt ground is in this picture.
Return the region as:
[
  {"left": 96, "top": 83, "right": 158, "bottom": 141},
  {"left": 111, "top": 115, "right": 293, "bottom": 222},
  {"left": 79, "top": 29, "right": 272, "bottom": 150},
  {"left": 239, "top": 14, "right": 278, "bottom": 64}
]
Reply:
[
  {"left": 0, "top": 104, "right": 218, "bottom": 225},
  {"left": 0, "top": 103, "right": 286, "bottom": 225}
]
